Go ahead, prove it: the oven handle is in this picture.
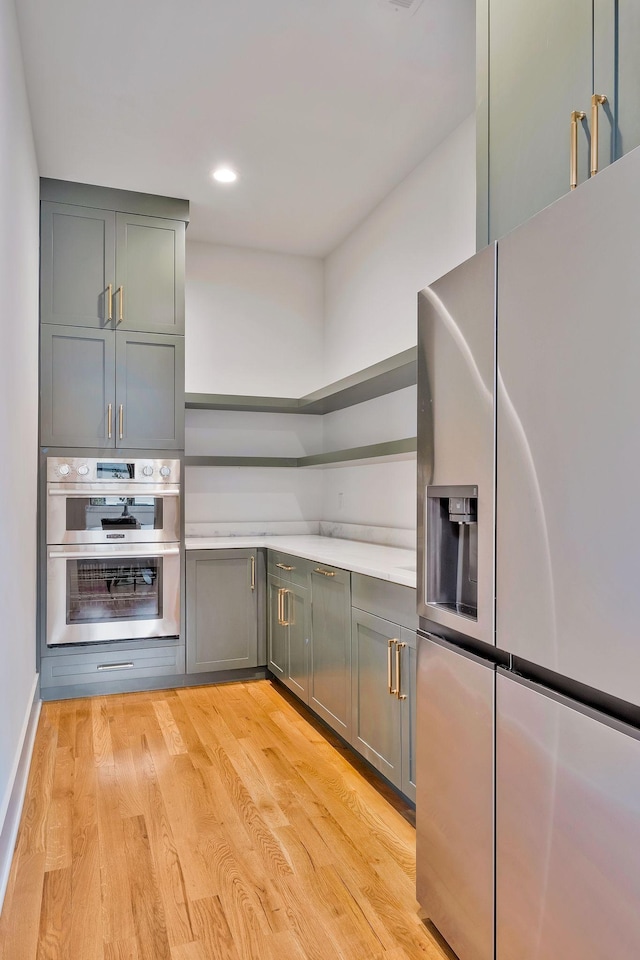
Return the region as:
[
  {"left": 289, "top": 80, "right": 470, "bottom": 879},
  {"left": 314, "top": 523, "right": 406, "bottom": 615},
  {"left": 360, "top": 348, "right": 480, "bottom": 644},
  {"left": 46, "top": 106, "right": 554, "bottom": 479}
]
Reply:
[
  {"left": 47, "top": 487, "right": 180, "bottom": 497},
  {"left": 47, "top": 546, "right": 180, "bottom": 560}
]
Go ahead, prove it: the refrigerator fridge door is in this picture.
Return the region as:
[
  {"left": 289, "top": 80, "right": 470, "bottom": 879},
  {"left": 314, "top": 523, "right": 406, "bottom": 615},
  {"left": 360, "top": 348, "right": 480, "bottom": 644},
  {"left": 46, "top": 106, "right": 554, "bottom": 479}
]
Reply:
[
  {"left": 497, "top": 143, "right": 640, "bottom": 704},
  {"left": 497, "top": 670, "right": 640, "bottom": 960},
  {"left": 417, "top": 243, "right": 496, "bottom": 645},
  {"left": 416, "top": 634, "right": 494, "bottom": 960}
]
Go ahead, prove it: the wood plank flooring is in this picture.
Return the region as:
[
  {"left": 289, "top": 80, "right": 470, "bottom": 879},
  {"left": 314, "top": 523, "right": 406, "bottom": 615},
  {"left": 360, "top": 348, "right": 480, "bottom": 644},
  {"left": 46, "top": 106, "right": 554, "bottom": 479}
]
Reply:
[{"left": 0, "top": 680, "right": 448, "bottom": 960}]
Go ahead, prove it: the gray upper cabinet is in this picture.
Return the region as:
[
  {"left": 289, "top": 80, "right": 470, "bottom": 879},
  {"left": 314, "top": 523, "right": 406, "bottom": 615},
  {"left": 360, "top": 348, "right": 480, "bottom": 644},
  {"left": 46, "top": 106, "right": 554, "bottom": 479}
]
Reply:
[
  {"left": 480, "top": 0, "right": 640, "bottom": 245},
  {"left": 115, "top": 331, "right": 184, "bottom": 450},
  {"left": 115, "top": 214, "right": 185, "bottom": 334},
  {"left": 309, "top": 564, "right": 351, "bottom": 739},
  {"left": 40, "top": 203, "right": 115, "bottom": 328},
  {"left": 186, "top": 550, "right": 260, "bottom": 674},
  {"left": 40, "top": 325, "right": 116, "bottom": 448}
]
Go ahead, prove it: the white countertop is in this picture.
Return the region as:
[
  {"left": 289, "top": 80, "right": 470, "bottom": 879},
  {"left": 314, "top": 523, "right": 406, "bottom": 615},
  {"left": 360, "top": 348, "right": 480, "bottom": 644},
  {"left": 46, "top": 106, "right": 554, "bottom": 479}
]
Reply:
[{"left": 185, "top": 535, "right": 417, "bottom": 588}]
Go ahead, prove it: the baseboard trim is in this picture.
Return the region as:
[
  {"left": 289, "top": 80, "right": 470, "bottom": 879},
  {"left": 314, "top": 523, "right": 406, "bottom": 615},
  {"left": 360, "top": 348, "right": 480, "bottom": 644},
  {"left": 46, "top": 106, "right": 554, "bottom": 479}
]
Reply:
[{"left": 0, "top": 676, "right": 41, "bottom": 913}]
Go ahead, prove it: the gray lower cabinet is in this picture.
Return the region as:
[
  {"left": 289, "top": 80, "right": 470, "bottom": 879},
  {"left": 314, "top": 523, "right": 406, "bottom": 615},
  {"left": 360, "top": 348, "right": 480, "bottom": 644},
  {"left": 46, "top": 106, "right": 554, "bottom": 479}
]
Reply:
[
  {"left": 40, "top": 642, "right": 185, "bottom": 696},
  {"left": 187, "top": 550, "right": 262, "bottom": 673},
  {"left": 309, "top": 564, "right": 352, "bottom": 740},
  {"left": 267, "top": 574, "right": 310, "bottom": 703},
  {"left": 40, "top": 324, "right": 184, "bottom": 448},
  {"left": 351, "top": 611, "right": 416, "bottom": 802},
  {"left": 40, "top": 200, "right": 185, "bottom": 334}
]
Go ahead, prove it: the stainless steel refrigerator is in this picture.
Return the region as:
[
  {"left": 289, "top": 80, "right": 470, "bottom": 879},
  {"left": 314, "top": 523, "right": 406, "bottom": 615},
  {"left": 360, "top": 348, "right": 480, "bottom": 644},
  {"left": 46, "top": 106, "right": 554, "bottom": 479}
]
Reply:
[{"left": 416, "top": 143, "right": 640, "bottom": 960}]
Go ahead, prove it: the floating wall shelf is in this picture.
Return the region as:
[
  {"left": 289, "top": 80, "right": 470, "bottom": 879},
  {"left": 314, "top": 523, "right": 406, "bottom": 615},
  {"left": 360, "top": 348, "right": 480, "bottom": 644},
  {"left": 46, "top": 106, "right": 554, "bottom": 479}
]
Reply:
[
  {"left": 185, "top": 347, "right": 417, "bottom": 415},
  {"left": 184, "top": 438, "right": 417, "bottom": 469}
]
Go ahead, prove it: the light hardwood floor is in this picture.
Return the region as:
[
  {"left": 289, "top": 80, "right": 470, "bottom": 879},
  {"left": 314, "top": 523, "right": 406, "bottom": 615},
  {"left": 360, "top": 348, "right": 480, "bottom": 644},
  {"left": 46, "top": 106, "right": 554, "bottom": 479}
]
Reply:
[{"left": 0, "top": 680, "right": 450, "bottom": 960}]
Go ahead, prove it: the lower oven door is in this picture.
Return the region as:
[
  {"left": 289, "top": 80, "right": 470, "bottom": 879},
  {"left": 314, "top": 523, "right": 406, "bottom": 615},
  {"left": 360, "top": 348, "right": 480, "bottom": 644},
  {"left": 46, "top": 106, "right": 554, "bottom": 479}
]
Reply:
[{"left": 46, "top": 543, "right": 180, "bottom": 646}]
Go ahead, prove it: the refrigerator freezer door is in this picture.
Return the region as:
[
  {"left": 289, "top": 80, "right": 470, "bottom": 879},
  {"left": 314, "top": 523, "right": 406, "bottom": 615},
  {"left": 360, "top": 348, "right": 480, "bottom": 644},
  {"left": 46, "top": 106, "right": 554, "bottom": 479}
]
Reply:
[
  {"left": 416, "top": 634, "right": 494, "bottom": 960},
  {"left": 497, "top": 671, "right": 640, "bottom": 960},
  {"left": 497, "top": 144, "right": 640, "bottom": 703}
]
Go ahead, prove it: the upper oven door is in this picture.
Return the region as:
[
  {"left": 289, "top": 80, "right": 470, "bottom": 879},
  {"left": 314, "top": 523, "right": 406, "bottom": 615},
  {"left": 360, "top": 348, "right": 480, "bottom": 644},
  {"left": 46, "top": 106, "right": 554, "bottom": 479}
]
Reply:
[{"left": 46, "top": 483, "right": 180, "bottom": 545}]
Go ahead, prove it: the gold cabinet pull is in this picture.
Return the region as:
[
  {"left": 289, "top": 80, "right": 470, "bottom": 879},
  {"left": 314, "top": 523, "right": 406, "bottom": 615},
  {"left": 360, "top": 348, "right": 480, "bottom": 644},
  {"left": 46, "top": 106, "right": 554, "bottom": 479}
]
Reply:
[
  {"left": 277, "top": 588, "right": 284, "bottom": 625},
  {"left": 106, "top": 283, "right": 113, "bottom": 324},
  {"left": 314, "top": 567, "right": 336, "bottom": 577},
  {"left": 107, "top": 403, "right": 112, "bottom": 439},
  {"left": 395, "top": 642, "right": 407, "bottom": 700},
  {"left": 276, "top": 563, "right": 295, "bottom": 571},
  {"left": 570, "top": 110, "right": 586, "bottom": 190},
  {"left": 591, "top": 93, "right": 607, "bottom": 177},
  {"left": 250, "top": 555, "right": 256, "bottom": 591},
  {"left": 118, "top": 403, "right": 124, "bottom": 440},
  {"left": 116, "top": 285, "right": 124, "bottom": 324},
  {"left": 387, "top": 638, "right": 397, "bottom": 695},
  {"left": 283, "top": 589, "right": 291, "bottom": 626}
]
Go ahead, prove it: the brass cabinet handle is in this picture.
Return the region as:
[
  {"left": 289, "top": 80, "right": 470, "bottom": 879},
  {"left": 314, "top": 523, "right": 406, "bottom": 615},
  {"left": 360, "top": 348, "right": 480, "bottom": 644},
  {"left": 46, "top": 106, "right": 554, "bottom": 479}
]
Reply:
[
  {"left": 106, "top": 283, "right": 113, "bottom": 324},
  {"left": 116, "top": 285, "right": 124, "bottom": 324},
  {"left": 276, "top": 563, "right": 295, "bottom": 571},
  {"left": 277, "top": 588, "right": 284, "bottom": 625},
  {"left": 107, "top": 403, "right": 112, "bottom": 439},
  {"left": 250, "top": 555, "right": 256, "bottom": 591},
  {"left": 118, "top": 403, "right": 124, "bottom": 440},
  {"left": 570, "top": 110, "right": 586, "bottom": 190},
  {"left": 590, "top": 93, "right": 607, "bottom": 176},
  {"left": 395, "top": 642, "right": 407, "bottom": 701},
  {"left": 388, "top": 638, "right": 398, "bottom": 695},
  {"left": 314, "top": 567, "right": 336, "bottom": 577},
  {"left": 283, "top": 589, "right": 292, "bottom": 626}
]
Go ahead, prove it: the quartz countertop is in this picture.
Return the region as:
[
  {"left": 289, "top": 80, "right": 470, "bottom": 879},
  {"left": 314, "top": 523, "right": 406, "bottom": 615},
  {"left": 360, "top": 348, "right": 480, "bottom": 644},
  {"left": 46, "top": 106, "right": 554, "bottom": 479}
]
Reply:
[{"left": 185, "top": 535, "right": 417, "bottom": 588}]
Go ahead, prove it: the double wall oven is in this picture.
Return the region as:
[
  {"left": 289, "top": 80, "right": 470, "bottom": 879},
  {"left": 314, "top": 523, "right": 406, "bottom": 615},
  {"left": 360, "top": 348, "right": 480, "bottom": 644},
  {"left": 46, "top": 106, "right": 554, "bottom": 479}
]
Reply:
[{"left": 46, "top": 457, "right": 181, "bottom": 646}]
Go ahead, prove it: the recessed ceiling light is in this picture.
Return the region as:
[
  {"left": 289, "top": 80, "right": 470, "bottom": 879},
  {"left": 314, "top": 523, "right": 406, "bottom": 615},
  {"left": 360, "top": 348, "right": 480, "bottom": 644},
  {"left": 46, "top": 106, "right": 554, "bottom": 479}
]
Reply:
[{"left": 212, "top": 166, "right": 238, "bottom": 184}]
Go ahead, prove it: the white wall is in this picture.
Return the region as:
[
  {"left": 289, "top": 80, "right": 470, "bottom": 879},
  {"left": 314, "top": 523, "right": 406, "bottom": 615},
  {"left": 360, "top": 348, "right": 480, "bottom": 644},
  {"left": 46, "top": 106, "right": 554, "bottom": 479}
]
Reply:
[
  {"left": 185, "top": 242, "right": 324, "bottom": 397},
  {"left": 323, "top": 115, "right": 476, "bottom": 382},
  {"left": 0, "top": 0, "right": 39, "bottom": 849},
  {"left": 321, "top": 115, "right": 476, "bottom": 533}
]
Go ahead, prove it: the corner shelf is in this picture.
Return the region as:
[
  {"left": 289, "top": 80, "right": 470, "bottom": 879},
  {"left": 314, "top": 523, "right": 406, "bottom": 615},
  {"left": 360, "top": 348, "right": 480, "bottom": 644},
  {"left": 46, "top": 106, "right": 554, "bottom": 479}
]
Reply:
[
  {"left": 184, "top": 438, "right": 416, "bottom": 469},
  {"left": 185, "top": 347, "right": 417, "bottom": 415}
]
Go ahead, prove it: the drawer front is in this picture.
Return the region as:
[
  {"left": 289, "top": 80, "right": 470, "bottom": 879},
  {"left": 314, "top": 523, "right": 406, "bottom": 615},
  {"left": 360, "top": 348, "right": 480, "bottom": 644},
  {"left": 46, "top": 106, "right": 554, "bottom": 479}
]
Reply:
[
  {"left": 41, "top": 643, "right": 184, "bottom": 688},
  {"left": 268, "top": 551, "right": 311, "bottom": 588},
  {"left": 352, "top": 573, "right": 418, "bottom": 630}
]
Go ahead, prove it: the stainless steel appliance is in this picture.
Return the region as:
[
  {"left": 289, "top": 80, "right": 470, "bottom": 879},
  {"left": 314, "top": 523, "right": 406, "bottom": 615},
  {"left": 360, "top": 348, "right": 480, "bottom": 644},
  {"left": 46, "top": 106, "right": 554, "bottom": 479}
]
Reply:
[
  {"left": 46, "top": 457, "right": 181, "bottom": 646},
  {"left": 417, "top": 144, "right": 640, "bottom": 960}
]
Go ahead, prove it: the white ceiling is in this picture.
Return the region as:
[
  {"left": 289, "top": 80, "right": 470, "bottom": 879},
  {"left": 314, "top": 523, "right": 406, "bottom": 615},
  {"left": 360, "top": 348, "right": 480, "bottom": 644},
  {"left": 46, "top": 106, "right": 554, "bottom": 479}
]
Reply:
[{"left": 16, "top": 0, "right": 475, "bottom": 256}]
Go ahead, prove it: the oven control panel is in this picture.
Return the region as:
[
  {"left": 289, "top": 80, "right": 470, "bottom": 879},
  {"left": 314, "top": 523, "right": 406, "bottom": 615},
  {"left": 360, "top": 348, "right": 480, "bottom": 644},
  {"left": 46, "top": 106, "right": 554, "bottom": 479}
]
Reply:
[{"left": 47, "top": 457, "right": 181, "bottom": 483}]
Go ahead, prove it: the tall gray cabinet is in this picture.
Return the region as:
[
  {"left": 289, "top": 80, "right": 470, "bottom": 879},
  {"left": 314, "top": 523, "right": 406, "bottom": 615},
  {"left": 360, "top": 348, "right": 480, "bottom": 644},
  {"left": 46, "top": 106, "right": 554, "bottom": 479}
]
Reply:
[
  {"left": 478, "top": 0, "right": 640, "bottom": 245},
  {"left": 39, "top": 181, "right": 188, "bottom": 449}
]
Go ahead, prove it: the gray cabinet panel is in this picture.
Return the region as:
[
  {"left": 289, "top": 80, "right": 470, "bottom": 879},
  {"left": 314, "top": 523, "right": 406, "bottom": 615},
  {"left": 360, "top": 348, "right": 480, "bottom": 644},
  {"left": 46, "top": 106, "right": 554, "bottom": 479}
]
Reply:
[
  {"left": 186, "top": 551, "right": 258, "bottom": 673},
  {"left": 351, "top": 573, "right": 418, "bottom": 631},
  {"left": 40, "top": 325, "right": 115, "bottom": 448},
  {"left": 497, "top": 673, "right": 640, "bottom": 960},
  {"left": 487, "top": 0, "right": 592, "bottom": 242},
  {"left": 416, "top": 635, "right": 494, "bottom": 960},
  {"left": 116, "top": 213, "right": 185, "bottom": 334},
  {"left": 286, "top": 583, "right": 310, "bottom": 702},
  {"left": 350, "top": 610, "right": 402, "bottom": 788},
  {"left": 115, "top": 331, "right": 184, "bottom": 450},
  {"left": 400, "top": 629, "right": 417, "bottom": 803},
  {"left": 310, "top": 566, "right": 351, "bottom": 739},
  {"left": 41, "top": 643, "right": 184, "bottom": 689},
  {"left": 40, "top": 203, "right": 115, "bottom": 328},
  {"left": 594, "top": 0, "right": 640, "bottom": 169},
  {"left": 268, "top": 576, "right": 287, "bottom": 680}
]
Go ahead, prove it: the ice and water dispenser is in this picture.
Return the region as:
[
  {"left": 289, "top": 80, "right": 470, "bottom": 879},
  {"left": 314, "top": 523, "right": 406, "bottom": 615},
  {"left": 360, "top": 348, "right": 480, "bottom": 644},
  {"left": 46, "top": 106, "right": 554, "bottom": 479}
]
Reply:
[{"left": 426, "top": 485, "right": 478, "bottom": 621}]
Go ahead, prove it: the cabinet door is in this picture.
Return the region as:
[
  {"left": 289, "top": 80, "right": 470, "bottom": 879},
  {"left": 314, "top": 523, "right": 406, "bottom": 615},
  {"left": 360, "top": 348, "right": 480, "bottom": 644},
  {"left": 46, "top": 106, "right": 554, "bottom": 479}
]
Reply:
[
  {"left": 309, "top": 566, "right": 351, "bottom": 739},
  {"left": 186, "top": 552, "right": 258, "bottom": 673},
  {"left": 285, "top": 583, "right": 310, "bottom": 703},
  {"left": 400, "top": 629, "right": 417, "bottom": 803},
  {"left": 594, "top": 0, "right": 640, "bottom": 169},
  {"left": 350, "top": 610, "right": 402, "bottom": 789},
  {"left": 40, "top": 203, "right": 116, "bottom": 328},
  {"left": 115, "top": 331, "right": 184, "bottom": 449},
  {"left": 40, "top": 324, "right": 115, "bottom": 447},
  {"left": 486, "top": 0, "right": 592, "bottom": 242},
  {"left": 115, "top": 213, "right": 185, "bottom": 334},
  {"left": 268, "top": 577, "right": 287, "bottom": 680}
]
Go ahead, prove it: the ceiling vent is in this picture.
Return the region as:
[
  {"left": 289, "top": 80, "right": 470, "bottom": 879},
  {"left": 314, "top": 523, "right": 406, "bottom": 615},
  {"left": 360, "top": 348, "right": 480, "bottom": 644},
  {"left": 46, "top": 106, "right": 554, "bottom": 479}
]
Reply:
[{"left": 379, "top": 0, "right": 425, "bottom": 15}]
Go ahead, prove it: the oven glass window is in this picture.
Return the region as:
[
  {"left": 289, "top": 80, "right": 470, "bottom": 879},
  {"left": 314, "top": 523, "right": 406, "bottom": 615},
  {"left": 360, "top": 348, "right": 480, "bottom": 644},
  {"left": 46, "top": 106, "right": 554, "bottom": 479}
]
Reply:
[
  {"left": 66, "top": 557, "right": 163, "bottom": 624},
  {"left": 65, "top": 497, "right": 164, "bottom": 533}
]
